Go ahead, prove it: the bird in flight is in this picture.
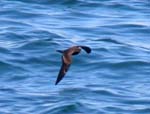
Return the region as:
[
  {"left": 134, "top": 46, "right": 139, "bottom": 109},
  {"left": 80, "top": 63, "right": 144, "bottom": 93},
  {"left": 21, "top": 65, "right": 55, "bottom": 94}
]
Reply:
[{"left": 55, "top": 46, "right": 91, "bottom": 85}]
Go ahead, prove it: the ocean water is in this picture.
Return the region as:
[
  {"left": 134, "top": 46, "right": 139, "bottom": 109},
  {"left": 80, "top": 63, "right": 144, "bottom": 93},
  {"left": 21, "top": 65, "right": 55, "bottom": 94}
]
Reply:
[{"left": 0, "top": 0, "right": 150, "bottom": 114}]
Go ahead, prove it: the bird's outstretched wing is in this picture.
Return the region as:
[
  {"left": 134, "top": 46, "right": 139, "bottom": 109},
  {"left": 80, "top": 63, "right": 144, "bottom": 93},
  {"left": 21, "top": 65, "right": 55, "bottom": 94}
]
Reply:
[
  {"left": 55, "top": 56, "right": 70, "bottom": 85},
  {"left": 80, "top": 46, "right": 91, "bottom": 53}
]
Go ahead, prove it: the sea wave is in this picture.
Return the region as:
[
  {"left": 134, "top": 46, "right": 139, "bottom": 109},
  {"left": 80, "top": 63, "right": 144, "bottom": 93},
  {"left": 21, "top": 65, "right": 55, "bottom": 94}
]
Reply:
[{"left": 0, "top": 0, "right": 150, "bottom": 114}]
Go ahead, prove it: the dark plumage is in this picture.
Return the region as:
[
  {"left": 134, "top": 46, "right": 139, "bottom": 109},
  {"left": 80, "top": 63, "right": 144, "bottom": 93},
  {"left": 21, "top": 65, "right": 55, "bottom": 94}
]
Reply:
[{"left": 55, "top": 46, "right": 91, "bottom": 85}]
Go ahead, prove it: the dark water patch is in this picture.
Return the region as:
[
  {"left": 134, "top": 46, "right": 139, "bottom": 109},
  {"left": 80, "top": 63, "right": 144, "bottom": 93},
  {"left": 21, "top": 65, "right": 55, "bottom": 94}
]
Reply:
[
  {"left": 55, "top": 0, "right": 79, "bottom": 5},
  {"left": 104, "top": 23, "right": 148, "bottom": 31},
  {"left": 59, "top": 87, "right": 90, "bottom": 95},
  {"left": 87, "top": 84, "right": 138, "bottom": 98},
  {"left": 104, "top": 1, "right": 140, "bottom": 11},
  {"left": 44, "top": 102, "right": 78, "bottom": 114},
  {"left": 0, "top": 99, "right": 16, "bottom": 104},
  {"left": 0, "top": 59, "right": 28, "bottom": 76},
  {"left": 121, "top": 99, "right": 150, "bottom": 105},
  {"left": 14, "top": 95, "right": 38, "bottom": 103},
  {"left": 80, "top": 2, "right": 104, "bottom": 8},
  {"left": 70, "top": 10, "right": 100, "bottom": 18},
  {"left": 16, "top": 32, "right": 66, "bottom": 51},
  {"left": 0, "top": 19, "right": 32, "bottom": 28},
  {"left": 17, "top": 40, "right": 56, "bottom": 51},
  {"left": 132, "top": 108, "right": 150, "bottom": 113},
  {"left": 1, "top": 27, "right": 33, "bottom": 34},
  {"left": 96, "top": 38, "right": 124, "bottom": 45},
  {"left": 104, "top": 106, "right": 128, "bottom": 113},
  {"left": 119, "top": 23, "right": 147, "bottom": 28},
  {"left": 42, "top": 101, "right": 99, "bottom": 114},
  {"left": 7, "top": 0, "right": 79, "bottom": 5},
  {"left": 0, "top": 32, "right": 29, "bottom": 42},
  {"left": 25, "top": 30, "right": 64, "bottom": 40},
  {"left": 7, "top": 56, "right": 52, "bottom": 74},
  {"left": 105, "top": 106, "right": 150, "bottom": 114},
  {"left": 6, "top": 74, "right": 29, "bottom": 82},
  {"left": 0, "top": 61, "right": 18, "bottom": 72},
  {"left": 1, "top": 9, "right": 45, "bottom": 19},
  {"left": 0, "top": 88, "right": 17, "bottom": 94},
  {"left": 0, "top": 9, "right": 48, "bottom": 20},
  {"left": 63, "top": 27, "right": 104, "bottom": 36},
  {"left": 96, "top": 47, "right": 109, "bottom": 52},
  {"left": 109, "top": 60, "right": 150, "bottom": 70},
  {"left": 91, "top": 89, "right": 122, "bottom": 97},
  {"left": 0, "top": 47, "right": 10, "bottom": 53},
  {"left": 131, "top": 27, "right": 150, "bottom": 34},
  {"left": 11, "top": 56, "right": 50, "bottom": 65}
]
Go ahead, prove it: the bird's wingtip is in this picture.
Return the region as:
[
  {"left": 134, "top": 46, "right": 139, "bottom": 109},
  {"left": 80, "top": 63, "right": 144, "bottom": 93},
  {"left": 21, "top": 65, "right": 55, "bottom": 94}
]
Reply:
[
  {"left": 80, "top": 46, "right": 92, "bottom": 54},
  {"left": 55, "top": 80, "right": 59, "bottom": 85}
]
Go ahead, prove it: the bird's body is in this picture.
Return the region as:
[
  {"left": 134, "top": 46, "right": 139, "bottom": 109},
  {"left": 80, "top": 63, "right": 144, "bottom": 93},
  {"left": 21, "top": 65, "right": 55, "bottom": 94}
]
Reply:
[{"left": 55, "top": 46, "right": 91, "bottom": 85}]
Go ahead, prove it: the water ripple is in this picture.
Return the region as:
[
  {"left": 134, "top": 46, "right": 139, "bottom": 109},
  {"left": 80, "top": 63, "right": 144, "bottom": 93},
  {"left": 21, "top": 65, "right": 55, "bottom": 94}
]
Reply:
[{"left": 0, "top": 0, "right": 150, "bottom": 114}]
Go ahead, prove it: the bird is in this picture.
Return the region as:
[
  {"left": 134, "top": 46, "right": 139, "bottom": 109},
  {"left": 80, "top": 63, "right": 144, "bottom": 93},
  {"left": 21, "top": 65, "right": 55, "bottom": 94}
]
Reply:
[{"left": 55, "top": 46, "right": 91, "bottom": 85}]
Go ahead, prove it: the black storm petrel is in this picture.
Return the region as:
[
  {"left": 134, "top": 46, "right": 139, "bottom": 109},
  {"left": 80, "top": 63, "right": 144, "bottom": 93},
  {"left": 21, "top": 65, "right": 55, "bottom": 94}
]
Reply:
[{"left": 55, "top": 46, "right": 91, "bottom": 85}]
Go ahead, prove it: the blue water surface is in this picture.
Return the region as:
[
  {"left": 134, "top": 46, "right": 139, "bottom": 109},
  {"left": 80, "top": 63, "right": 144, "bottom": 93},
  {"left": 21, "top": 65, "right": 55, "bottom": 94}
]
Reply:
[{"left": 0, "top": 0, "right": 150, "bottom": 114}]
